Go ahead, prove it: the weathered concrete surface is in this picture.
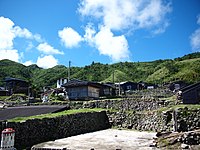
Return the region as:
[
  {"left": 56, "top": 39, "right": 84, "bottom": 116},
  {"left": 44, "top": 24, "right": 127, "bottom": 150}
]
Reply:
[{"left": 32, "top": 129, "right": 157, "bottom": 150}]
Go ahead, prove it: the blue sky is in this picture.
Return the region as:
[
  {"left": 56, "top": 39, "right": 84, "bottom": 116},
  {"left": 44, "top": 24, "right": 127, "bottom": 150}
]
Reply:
[{"left": 0, "top": 0, "right": 200, "bottom": 68}]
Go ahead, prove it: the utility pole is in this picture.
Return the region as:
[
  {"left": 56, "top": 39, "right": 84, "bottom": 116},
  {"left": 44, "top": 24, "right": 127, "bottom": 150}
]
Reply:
[
  {"left": 68, "top": 61, "right": 71, "bottom": 82},
  {"left": 112, "top": 70, "right": 115, "bottom": 83}
]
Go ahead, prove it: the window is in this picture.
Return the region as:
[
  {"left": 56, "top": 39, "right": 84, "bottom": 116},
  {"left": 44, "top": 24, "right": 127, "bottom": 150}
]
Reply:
[{"left": 127, "top": 85, "right": 131, "bottom": 90}]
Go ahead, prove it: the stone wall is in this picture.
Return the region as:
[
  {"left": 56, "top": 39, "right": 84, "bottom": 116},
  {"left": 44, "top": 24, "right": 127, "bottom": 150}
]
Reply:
[
  {"left": 107, "top": 111, "right": 172, "bottom": 132},
  {"left": 0, "top": 111, "right": 110, "bottom": 150},
  {"left": 107, "top": 107, "right": 200, "bottom": 133},
  {"left": 176, "top": 107, "right": 200, "bottom": 132},
  {"left": 82, "top": 98, "right": 172, "bottom": 111}
]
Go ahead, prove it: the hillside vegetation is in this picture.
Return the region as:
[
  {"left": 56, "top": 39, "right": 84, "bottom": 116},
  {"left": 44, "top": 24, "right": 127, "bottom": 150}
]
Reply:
[{"left": 0, "top": 52, "right": 200, "bottom": 90}]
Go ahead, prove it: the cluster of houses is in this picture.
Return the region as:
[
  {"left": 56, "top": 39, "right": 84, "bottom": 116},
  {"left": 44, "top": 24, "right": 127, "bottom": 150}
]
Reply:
[
  {"left": 0, "top": 77, "right": 200, "bottom": 104},
  {"left": 0, "top": 77, "right": 29, "bottom": 96},
  {"left": 55, "top": 78, "right": 159, "bottom": 100}
]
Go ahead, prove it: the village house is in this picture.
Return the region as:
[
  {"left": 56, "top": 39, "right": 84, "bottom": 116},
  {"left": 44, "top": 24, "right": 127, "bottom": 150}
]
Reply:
[
  {"left": 100, "top": 83, "right": 116, "bottom": 97},
  {"left": 178, "top": 82, "right": 200, "bottom": 104},
  {"left": 62, "top": 79, "right": 102, "bottom": 100},
  {"left": 4, "top": 77, "right": 29, "bottom": 96},
  {"left": 168, "top": 80, "right": 188, "bottom": 92},
  {"left": 115, "top": 81, "right": 138, "bottom": 95},
  {"left": 137, "top": 81, "right": 148, "bottom": 90},
  {"left": 0, "top": 87, "right": 8, "bottom": 96}
]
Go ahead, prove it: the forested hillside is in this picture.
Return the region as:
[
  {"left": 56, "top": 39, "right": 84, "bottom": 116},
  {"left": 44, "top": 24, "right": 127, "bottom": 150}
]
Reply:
[{"left": 0, "top": 52, "right": 200, "bottom": 90}]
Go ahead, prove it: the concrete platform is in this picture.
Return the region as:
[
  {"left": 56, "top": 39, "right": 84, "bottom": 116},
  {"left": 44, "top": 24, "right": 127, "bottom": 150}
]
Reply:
[{"left": 32, "top": 129, "right": 157, "bottom": 150}]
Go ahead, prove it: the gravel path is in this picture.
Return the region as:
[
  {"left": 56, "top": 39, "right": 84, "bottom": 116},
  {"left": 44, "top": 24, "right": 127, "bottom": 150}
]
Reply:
[{"left": 32, "top": 129, "right": 157, "bottom": 150}]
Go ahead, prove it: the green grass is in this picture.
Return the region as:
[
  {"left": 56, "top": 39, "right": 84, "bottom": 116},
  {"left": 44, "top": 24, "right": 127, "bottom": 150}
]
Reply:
[
  {"left": 178, "top": 57, "right": 200, "bottom": 63},
  {"left": 171, "top": 104, "right": 200, "bottom": 110},
  {"left": 156, "top": 104, "right": 200, "bottom": 113},
  {"left": 7, "top": 108, "right": 106, "bottom": 123},
  {"left": 0, "top": 96, "right": 10, "bottom": 101}
]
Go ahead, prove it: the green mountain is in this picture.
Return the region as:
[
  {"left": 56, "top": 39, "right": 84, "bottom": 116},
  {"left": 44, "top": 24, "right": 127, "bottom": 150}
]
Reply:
[
  {"left": 0, "top": 52, "right": 200, "bottom": 90},
  {"left": 0, "top": 59, "right": 32, "bottom": 83}
]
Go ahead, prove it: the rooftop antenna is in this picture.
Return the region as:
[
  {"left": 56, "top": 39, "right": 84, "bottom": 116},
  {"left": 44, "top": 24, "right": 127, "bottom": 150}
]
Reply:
[{"left": 68, "top": 61, "right": 71, "bottom": 82}]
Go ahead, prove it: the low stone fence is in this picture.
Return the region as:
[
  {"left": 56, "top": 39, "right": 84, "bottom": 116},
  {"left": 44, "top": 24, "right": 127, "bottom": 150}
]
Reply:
[{"left": 0, "top": 111, "right": 110, "bottom": 150}]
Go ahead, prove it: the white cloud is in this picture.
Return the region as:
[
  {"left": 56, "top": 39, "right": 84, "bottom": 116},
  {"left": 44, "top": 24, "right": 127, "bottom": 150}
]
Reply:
[
  {"left": 0, "top": 17, "right": 21, "bottom": 62},
  {"left": 13, "top": 26, "right": 33, "bottom": 39},
  {"left": 77, "top": 0, "right": 171, "bottom": 62},
  {"left": 152, "top": 21, "right": 170, "bottom": 35},
  {"left": 23, "top": 60, "right": 34, "bottom": 66},
  {"left": 0, "top": 50, "right": 20, "bottom": 62},
  {"left": 13, "top": 26, "right": 43, "bottom": 42},
  {"left": 0, "top": 16, "right": 43, "bottom": 46},
  {"left": 190, "top": 28, "right": 200, "bottom": 52},
  {"left": 26, "top": 42, "right": 34, "bottom": 51},
  {"left": 37, "top": 42, "right": 64, "bottom": 55},
  {"left": 36, "top": 55, "right": 58, "bottom": 69},
  {"left": 58, "top": 27, "right": 83, "bottom": 48},
  {"left": 78, "top": 0, "right": 171, "bottom": 32},
  {"left": 84, "top": 24, "right": 96, "bottom": 45},
  {"left": 93, "top": 26, "right": 129, "bottom": 61},
  {"left": 0, "top": 16, "right": 45, "bottom": 63},
  {"left": 0, "top": 16, "right": 15, "bottom": 50},
  {"left": 33, "top": 34, "right": 43, "bottom": 42}
]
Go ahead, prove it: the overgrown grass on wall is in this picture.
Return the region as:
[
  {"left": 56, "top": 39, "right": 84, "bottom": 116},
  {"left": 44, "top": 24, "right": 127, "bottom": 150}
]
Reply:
[{"left": 8, "top": 108, "right": 105, "bottom": 122}]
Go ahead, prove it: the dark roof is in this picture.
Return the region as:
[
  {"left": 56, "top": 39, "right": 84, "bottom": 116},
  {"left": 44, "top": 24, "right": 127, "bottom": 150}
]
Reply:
[
  {"left": 180, "top": 82, "right": 200, "bottom": 92},
  {"left": 180, "top": 82, "right": 200, "bottom": 93},
  {"left": 4, "top": 77, "right": 27, "bottom": 83},
  {"left": 0, "top": 105, "right": 68, "bottom": 121},
  {"left": 101, "top": 83, "right": 115, "bottom": 89},
  {"left": 62, "top": 79, "right": 101, "bottom": 88}
]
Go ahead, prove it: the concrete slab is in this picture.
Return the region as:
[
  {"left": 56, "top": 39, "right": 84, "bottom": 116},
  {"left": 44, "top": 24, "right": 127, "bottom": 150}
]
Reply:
[{"left": 32, "top": 129, "right": 157, "bottom": 150}]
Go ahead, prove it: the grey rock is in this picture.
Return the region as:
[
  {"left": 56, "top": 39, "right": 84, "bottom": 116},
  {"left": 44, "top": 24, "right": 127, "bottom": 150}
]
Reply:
[{"left": 181, "top": 143, "right": 190, "bottom": 149}]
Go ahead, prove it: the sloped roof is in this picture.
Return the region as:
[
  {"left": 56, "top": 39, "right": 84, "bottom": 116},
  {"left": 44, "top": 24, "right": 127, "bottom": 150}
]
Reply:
[
  {"left": 4, "top": 77, "right": 27, "bottom": 83},
  {"left": 180, "top": 81, "right": 200, "bottom": 94},
  {"left": 0, "top": 105, "right": 68, "bottom": 121},
  {"left": 62, "top": 79, "right": 101, "bottom": 88}
]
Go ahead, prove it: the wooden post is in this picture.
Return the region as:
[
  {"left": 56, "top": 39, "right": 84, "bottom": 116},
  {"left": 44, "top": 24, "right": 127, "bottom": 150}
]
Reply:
[
  {"left": 172, "top": 110, "right": 177, "bottom": 132},
  {"left": 68, "top": 61, "right": 71, "bottom": 82}
]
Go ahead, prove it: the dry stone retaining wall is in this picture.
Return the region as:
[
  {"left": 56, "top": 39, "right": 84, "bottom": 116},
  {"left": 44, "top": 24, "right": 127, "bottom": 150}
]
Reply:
[
  {"left": 82, "top": 98, "right": 171, "bottom": 111},
  {"left": 0, "top": 111, "right": 110, "bottom": 150},
  {"left": 107, "top": 107, "right": 200, "bottom": 133},
  {"left": 107, "top": 111, "right": 171, "bottom": 132},
  {"left": 176, "top": 107, "right": 200, "bottom": 132}
]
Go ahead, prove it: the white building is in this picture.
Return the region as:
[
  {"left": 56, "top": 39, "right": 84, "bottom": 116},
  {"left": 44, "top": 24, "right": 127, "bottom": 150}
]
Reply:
[{"left": 57, "top": 78, "right": 68, "bottom": 88}]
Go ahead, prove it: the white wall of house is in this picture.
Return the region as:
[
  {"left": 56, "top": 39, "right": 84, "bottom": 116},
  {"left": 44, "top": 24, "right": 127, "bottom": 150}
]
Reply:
[{"left": 57, "top": 78, "right": 67, "bottom": 88}]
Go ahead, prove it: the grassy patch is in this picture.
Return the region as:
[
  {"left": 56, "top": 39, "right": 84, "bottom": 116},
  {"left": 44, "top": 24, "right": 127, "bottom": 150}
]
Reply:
[
  {"left": 7, "top": 108, "right": 106, "bottom": 123},
  {"left": 171, "top": 104, "right": 200, "bottom": 110},
  {"left": 156, "top": 104, "right": 200, "bottom": 114},
  {"left": 0, "top": 96, "right": 10, "bottom": 101}
]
